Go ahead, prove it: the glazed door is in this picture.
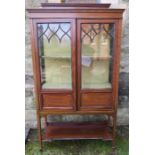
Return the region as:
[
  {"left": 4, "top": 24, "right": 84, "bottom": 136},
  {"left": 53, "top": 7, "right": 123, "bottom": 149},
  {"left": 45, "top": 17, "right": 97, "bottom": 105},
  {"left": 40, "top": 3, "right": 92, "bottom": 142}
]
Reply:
[
  {"left": 35, "top": 19, "right": 76, "bottom": 111},
  {"left": 77, "top": 19, "right": 116, "bottom": 111}
]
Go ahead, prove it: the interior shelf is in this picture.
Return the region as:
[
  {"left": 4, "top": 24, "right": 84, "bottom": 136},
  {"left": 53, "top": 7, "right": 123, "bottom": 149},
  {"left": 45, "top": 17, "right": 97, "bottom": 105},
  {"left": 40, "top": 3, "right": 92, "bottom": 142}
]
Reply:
[
  {"left": 42, "top": 82, "right": 72, "bottom": 89},
  {"left": 44, "top": 121, "right": 112, "bottom": 140},
  {"left": 82, "top": 56, "right": 112, "bottom": 60},
  {"left": 40, "top": 55, "right": 112, "bottom": 60},
  {"left": 40, "top": 56, "right": 71, "bottom": 59}
]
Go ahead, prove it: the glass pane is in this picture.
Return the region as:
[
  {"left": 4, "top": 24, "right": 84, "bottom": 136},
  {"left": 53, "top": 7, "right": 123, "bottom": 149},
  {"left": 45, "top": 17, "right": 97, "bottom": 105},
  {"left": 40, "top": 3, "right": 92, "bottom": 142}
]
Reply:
[
  {"left": 37, "top": 23, "right": 72, "bottom": 89},
  {"left": 81, "top": 23, "right": 114, "bottom": 89}
]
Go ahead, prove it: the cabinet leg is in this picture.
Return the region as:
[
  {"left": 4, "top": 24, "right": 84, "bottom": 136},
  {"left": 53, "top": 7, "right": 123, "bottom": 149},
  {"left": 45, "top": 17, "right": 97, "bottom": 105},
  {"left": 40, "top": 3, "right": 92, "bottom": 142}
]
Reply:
[
  {"left": 112, "top": 114, "right": 117, "bottom": 151},
  {"left": 37, "top": 115, "right": 43, "bottom": 151}
]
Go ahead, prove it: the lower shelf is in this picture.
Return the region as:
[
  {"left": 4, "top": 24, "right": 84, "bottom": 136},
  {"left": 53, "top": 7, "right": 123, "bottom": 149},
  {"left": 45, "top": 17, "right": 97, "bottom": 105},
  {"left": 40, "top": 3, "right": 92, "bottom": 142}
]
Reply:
[{"left": 44, "top": 121, "right": 112, "bottom": 141}]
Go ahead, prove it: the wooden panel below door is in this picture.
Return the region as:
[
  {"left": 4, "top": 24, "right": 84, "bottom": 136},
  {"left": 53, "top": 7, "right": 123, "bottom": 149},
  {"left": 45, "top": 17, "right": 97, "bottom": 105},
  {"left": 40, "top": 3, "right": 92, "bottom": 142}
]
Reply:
[
  {"left": 42, "top": 93, "right": 74, "bottom": 110},
  {"left": 80, "top": 92, "right": 113, "bottom": 110}
]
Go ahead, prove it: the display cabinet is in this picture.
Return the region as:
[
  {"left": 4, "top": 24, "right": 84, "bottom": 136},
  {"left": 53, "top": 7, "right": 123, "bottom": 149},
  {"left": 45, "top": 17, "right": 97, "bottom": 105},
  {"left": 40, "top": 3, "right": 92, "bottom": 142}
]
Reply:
[{"left": 27, "top": 3, "right": 124, "bottom": 150}]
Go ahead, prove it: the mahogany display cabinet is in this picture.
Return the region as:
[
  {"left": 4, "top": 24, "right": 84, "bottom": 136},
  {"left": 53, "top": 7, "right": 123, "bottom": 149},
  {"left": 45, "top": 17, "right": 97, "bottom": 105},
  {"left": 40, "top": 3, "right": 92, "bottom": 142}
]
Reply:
[{"left": 27, "top": 3, "right": 124, "bottom": 150}]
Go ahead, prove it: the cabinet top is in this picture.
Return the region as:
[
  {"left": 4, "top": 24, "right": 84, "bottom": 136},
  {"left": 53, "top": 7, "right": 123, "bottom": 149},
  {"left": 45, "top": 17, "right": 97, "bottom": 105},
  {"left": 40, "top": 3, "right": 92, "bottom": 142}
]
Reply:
[
  {"left": 41, "top": 3, "right": 111, "bottom": 8},
  {"left": 27, "top": 3, "right": 125, "bottom": 19},
  {"left": 27, "top": 3, "right": 125, "bottom": 13}
]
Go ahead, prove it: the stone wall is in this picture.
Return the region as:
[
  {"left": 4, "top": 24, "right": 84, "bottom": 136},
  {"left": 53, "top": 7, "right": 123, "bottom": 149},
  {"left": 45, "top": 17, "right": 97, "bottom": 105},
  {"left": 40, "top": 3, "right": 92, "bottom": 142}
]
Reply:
[{"left": 25, "top": 0, "right": 129, "bottom": 129}]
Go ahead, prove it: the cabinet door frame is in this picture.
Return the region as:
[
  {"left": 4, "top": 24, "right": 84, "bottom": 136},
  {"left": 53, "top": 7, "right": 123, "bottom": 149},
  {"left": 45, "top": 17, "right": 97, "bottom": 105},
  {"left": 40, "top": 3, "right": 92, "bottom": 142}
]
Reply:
[
  {"left": 77, "top": 19, "right": 120, "bottom": 111},
  {"left": 31, "top": 18, "right": 77, "bottom": 111}
]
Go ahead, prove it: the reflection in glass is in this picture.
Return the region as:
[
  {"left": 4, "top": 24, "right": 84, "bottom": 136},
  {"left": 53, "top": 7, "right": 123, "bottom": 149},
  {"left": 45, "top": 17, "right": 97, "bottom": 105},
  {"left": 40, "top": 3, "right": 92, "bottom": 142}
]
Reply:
[
  {"left": 37, "top": 23, "right": 72, "bottom": 89},
  {"left": 81, "top": 23, "right": 114, "bottom": 89}
]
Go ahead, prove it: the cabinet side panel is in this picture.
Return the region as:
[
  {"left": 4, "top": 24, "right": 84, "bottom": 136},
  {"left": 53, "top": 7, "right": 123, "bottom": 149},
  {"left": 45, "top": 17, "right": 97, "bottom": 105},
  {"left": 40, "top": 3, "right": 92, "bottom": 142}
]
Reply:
[
  {"left": 29, "top": 19, "right": 42, "bottom": 110},
  {"left": 112, "top": 19, "right": 123, "bottom": 112}
]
